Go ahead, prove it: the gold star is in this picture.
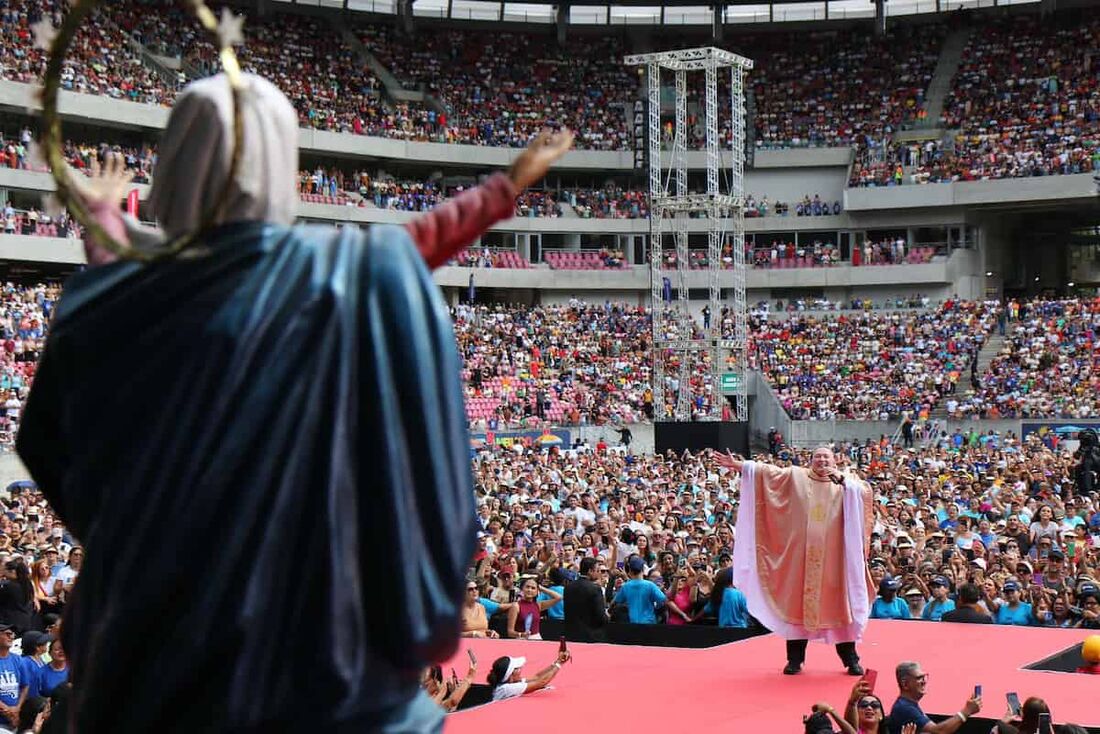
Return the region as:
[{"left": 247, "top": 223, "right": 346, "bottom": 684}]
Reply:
[
  {"left": 216, "top": 7, "right": 244, "bottom": 49},
  {"left": 31, "top": 17, "right": 58, "bottom": 52}
]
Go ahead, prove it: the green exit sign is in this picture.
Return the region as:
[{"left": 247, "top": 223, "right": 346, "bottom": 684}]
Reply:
[{"left": 720, "top": 372, "right": 741, "bottom": 393}]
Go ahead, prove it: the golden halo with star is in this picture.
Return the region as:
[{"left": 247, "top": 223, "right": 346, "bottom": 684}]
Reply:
[{"left": 36, "top": 0, "right": 247, "bottom": 261}]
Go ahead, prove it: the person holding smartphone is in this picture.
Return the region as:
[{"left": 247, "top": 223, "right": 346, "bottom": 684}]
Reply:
[
  {"left": 434, "top": 650, "right": 477, "bottom": 713},
  {"left": 486, "top": 650, "right": 571, "bottom": 702},
  {"left": 992, "top": 696, "right": 1051, "bottom": 734},
  {"left": 886, "top": 661, "right": 980, "bottom": 734}
]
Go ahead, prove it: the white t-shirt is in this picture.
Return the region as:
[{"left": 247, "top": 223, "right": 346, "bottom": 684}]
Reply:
[
  {"left": 54, "top": 566, "right": 78, "bottom": 586},
  {"left": 492, "top": 681, "right": 527, "bottom": 701}
]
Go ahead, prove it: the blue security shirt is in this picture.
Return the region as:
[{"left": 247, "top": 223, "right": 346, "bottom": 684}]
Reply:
[
  {"left": 921, "top": 598, "right": 956, "bottom": 621},
  {"left": 704, "top": 587, "right": 750, "bottom": 628},
  {"left": 477, "top": 598, "right": 501, "bottom": 616},
  {"left": 36, "top": 664, "right": 68, "bottom": 698},
  {"left": 539, "top": 586, "right": 565, "bottom": 620},
  {"left": 0, "top": 653, "right": 29, "bottom": 710},
  {"left": 888, "top": 696, "right": 931, "bottom": 734},
  {"left": 17, "top": 655, "right": 44, "bottom": 697},
  {"left": 613, "top": 579, "right": 667, "bottom": 624},
  {"left": 995, "top": 602, "right": 1033, "bottom": 626},
  {"left": 871, "top": 596, "right": 912, "bottom": 620}
]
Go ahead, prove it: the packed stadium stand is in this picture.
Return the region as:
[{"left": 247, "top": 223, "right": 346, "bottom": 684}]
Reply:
[{"left": 0, "top": 0, "right": 1098, "bottom": 447}]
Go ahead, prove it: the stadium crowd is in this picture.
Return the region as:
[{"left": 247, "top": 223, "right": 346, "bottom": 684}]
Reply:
[
  {"left": 455, "top": 302, "right": 653, "bottom": 429},
  {"left": 358, "top": 25, "right": 634, "bottom": 150},
  {"left": 2, "top": 204, "right": 78, "bottom": 241},
  {"left": 749, "top": 240, "right": 842, "bottom": 268},
  {"left": 853, "top": 11, "right": 1100, "bottom": 187},
  {"left": 949, "top": 298, "right": 1100, "bottom": 420},
  {"left": 3, "top": 0, "right": 1096, "bottom": 185},
  {"left": 0, "top": 0, "right": 173, "bottom": 104},
  {"left": 744, "top": 194, "right": 843, "bottom": 218},
  {"left": 749, "top": 299, "right": 998, "bottom": 420},
  {"left": 748, "top": 24, "right": 943, "bottom": 148},
  {"left": 940, "top": 13, "right": 1100, "bottom": 182},
  {"left": 0, "top": 285, "right": 52, "bottom": 453},
  {"left": 5, "top": 285, "right": 1100, "bottom": 427}
]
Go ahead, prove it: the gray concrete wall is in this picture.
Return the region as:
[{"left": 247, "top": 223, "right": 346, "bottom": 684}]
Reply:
[
  {"left": 786, "top": 418, "right": 1026, "bottom": 447},
  {"left": 0, "top": 235, "right": 84, "bottom": 263},
  {"left": 538, "top": 290, "right": 645, "bottom": 306},
  {"left": 570, "top": 423, "right": 656, "bottom": 454},
  {"left": 434, "top": 260, "right": 952, "bottom": 291},
  {"left": 844, "top": 174, "right": 1097, "bottom": 212},
  {"left": 747, "top": 371, "right": 792, "bottom": 450},
  {"left": 0, "top": 81, "right": 851, "bottom": 173},
  {"left": 746, "top": 167, "right": 847, "bottom": 205},
  {"left": 0, "top": 454, "right": 29, "bottom": 487}
]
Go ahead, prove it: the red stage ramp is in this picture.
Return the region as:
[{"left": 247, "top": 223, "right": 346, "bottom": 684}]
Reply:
[{"left": 445, "top": 620, "right": 1099, "bottom": 732}]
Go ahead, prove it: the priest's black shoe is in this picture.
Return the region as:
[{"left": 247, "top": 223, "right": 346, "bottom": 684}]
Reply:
[
  {"left": 783, "top": 663, "right": 802, "bottom": 675},
  {"left": 846, "top": 663, "right": 865, "bottom": 676}
]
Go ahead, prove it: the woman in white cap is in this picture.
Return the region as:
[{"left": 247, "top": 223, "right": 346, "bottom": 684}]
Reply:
[{"left": 486, "top": 650, "right": 571, "bottom": 702}]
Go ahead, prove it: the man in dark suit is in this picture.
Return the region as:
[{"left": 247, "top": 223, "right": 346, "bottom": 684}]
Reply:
[
  {"left": 942, "top": 584, "right": 992, "bottom": 624},
  {"left": 564, "top": 557, "right": 608, "bottom": 642}
]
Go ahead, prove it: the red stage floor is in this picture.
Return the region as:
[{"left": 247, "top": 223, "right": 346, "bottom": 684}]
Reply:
[{"left": 445, "top": 620, "right": 1098, "bottom": 732}]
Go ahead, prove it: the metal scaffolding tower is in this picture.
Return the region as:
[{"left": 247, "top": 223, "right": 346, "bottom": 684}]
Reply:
[{"left": 625, "top": 46, "right": 753, "bottom": 423}]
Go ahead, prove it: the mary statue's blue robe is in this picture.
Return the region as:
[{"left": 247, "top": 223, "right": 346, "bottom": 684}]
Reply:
[{"left": 17, "top": 222, "right": 476, "bottom": 732}]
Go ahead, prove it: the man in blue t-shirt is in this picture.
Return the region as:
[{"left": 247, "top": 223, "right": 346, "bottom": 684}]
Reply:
[
  {"left": 540, "top": 568, "right": 566, "bottom": 621},
  {"left": 871, "top": 577, "right": 911, "bottom": 620},
  {"left": 920, "top": 576, "right": 956, "bottom": 622},
  {"left": 0, "top": 624, "right": 30, "bottom": 732},
  {"left": 17, "top": 630, "right": 48, "bottom": 697},
  {"left": 993, "top": 581, "right": 1033, "bottom": 626},
  {"left": 887, "top": 660, "right": 980, "bottom": 734},
  {"left": 612, "top": 557, "right": 679, "bottom": 624}
]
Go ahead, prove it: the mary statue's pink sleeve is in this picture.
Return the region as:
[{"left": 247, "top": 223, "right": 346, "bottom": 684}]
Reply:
[{"left": 404, "top": 173, "right": 516, "bottom": 270}]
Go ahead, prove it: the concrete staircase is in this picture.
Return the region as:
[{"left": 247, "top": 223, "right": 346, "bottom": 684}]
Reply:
[
  {"left": 919, "top": 25, "right": 972, "bottom": 129},
  {"left": 334, "top": 23, "right": 445, "bottom": 113},
  {"left": 103, "top": 13, "right": 185, "bottom": 89},
  {"left": 975, "top": 332, "right": 1007, "bottom": 376},
  {"left": 926, "top": 332, "right": 1006, "bottom": 419}
]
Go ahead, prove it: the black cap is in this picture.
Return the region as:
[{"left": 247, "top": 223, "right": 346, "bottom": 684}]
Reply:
[{"left": 21, "top": 630, "right": 48, "bottom": 650}]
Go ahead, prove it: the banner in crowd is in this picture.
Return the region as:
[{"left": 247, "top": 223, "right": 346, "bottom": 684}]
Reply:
[
  {"left": 470, "top": 428, "right": 571, "bottom": 451},
  {"left": 1021, "top": 421, "right": 1100, "bottom": 440},
  {"left": 1021, "top": 420, "right": 1100, "bottom": 452}
]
